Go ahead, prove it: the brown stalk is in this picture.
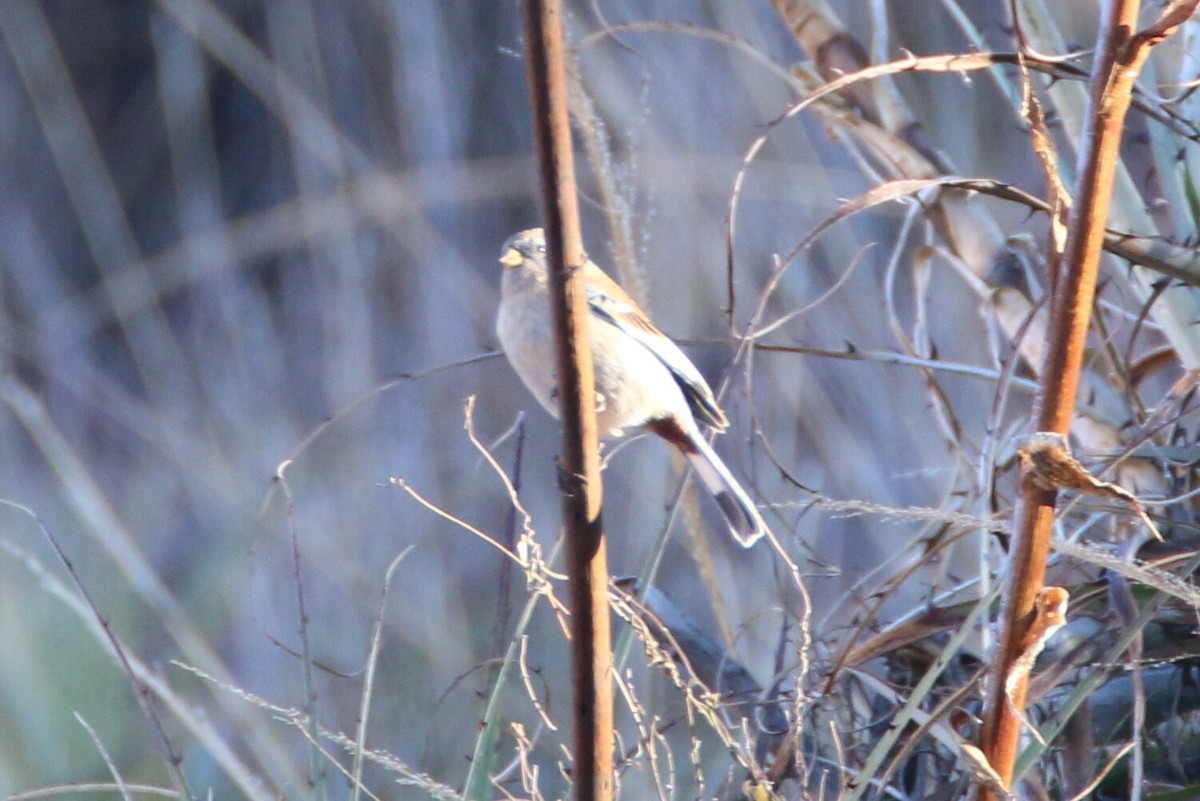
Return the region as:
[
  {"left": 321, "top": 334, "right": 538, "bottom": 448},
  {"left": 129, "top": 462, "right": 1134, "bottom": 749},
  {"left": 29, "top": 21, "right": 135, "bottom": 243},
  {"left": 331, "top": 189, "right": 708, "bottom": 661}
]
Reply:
[
  {"left": 520, "top": 2, "right": 613, "bottom": 800},
  {"left": 760, "top": 3, "right": 1161, "bottom": 500},
  {"left": 978, "top": 0, "right": 1197, "bottom": 794}
]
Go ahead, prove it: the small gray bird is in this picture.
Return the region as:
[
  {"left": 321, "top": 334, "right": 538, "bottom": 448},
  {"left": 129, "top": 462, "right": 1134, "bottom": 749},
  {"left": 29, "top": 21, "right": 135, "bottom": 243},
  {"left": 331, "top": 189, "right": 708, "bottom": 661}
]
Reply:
[{"left": 495, "top": 227, "right": 767, "bottom": 547}]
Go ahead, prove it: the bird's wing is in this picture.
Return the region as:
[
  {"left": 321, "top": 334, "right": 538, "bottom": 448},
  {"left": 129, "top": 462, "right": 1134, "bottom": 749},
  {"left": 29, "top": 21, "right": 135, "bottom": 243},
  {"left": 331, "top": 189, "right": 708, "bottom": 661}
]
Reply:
[{"left": 586, "top": 282, "right": 728, "bottom": 431}]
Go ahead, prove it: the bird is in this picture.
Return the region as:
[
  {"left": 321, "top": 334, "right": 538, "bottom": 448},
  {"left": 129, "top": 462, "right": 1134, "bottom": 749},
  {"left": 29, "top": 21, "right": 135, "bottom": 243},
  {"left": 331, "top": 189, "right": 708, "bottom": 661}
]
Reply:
[{"left": 494, "top": 227, "right": 767, "bottom": 547}]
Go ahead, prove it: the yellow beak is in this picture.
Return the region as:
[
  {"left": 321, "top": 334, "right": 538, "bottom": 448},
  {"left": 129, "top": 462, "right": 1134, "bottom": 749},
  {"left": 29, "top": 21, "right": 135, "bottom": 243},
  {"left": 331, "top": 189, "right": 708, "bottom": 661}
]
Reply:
[{"left": 499, "top": 247, "right": 523, "bottom": 268}]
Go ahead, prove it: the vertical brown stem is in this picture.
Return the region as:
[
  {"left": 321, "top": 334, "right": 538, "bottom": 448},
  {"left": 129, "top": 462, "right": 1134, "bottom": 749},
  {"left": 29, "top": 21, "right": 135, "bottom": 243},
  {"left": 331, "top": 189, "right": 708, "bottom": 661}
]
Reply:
[
  {"left": 979, "top": 0, "right": 1151, "bottom": 794},
  {"left": 520, "top": 2, "right": 613, "bottom": 800}
]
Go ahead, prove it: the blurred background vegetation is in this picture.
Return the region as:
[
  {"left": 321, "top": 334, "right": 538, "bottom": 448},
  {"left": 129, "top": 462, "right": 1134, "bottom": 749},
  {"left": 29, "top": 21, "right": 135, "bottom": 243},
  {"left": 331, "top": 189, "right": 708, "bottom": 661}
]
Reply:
[{"left": 1, "top": 1, "right": 1198, "bottom": 799}]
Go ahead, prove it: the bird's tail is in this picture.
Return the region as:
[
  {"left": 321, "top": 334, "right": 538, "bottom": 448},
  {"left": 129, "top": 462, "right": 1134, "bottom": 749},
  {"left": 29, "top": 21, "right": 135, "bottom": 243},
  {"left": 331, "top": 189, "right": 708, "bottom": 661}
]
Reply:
[{"left": 683, "top": 432, "right": 768, "bottom": 548}]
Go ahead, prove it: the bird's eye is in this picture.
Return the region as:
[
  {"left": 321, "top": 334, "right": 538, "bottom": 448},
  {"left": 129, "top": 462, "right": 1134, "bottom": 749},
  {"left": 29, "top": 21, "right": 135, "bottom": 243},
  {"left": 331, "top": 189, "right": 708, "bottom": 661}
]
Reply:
[{"left": 536, "top": 243, "right": 546, "bottom": 255}]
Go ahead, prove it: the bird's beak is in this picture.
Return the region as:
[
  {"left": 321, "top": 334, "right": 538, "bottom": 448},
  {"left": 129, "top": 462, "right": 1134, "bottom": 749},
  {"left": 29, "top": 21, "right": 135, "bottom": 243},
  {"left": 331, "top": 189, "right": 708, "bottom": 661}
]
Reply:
[{"left": 498, "top": 247, "right": 523, "bottom": 268}]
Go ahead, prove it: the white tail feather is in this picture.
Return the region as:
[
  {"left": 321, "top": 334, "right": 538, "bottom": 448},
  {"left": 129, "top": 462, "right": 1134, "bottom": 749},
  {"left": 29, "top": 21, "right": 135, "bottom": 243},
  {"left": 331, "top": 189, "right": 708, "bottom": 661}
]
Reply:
[{"left": 684, "top": 433, "right": 768, "bottom": 548}]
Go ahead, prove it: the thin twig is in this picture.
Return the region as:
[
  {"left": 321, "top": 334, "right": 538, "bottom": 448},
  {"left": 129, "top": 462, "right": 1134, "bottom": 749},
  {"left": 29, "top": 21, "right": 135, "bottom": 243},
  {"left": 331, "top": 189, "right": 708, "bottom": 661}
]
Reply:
[{"left": 274, "top": 460, "right": 326, "bottom": 800}]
